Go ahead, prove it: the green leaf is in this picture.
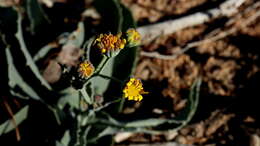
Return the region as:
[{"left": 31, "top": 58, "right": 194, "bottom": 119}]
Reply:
[
  {"left": 104, "top": 4, "right": 139, "bottom": 98},
  {"left": 6, "top": 47, "right": 41, "bottom": 100},
  {"left": 113, "top": 4, "right": 138, "bottom": 78},
  {"left": 185, "top": 78, "right": 201, "bottom": 121},
  {"left": 55, "top": 142, "right": 64, "bottom": 146},
  {"left": 0, "top": 105, "right": 29, "bottom": 135},
  {"left": 58, "top": 87, "right": 80, "bottom": 109},
  {"left": 94, "top": 0, "right": 123, "bottom": 33},
  {"left": 89, "top": 2, "right": 139, "bottom": 98},
  {"left": 82, "top": 37, "right": 95, "bottom": 60},
  {"left": 33, "top": 42, "right": 55, "bottom": 62},
  {"left": 94, "top": 79, "right": 201, "bottom": 133},
  {"left": 89, "top": 0, "right": 125, "bottom": 97},
  {"left": 67, "top": 22, "right": 85, "bottom": 47},
  {"left": 121, "top": 4, "right": 136, "bottom": 32},
  {"left": 125, "top": 78, "right": 201, "bottom": 131},
  {"left": 90, "top": 58, "right": 114, "bottom": 95},
  {"left": 88, "top": 127, "right": 118, "bottom": 144},
  {"left": 125, "top": 119, "right": 175, "bottom": 128},
  {"left": 60, "top": 130, "right": 70, "bottom": 146},
  {"left": 26, "top": 0, "right": 50, "bottom": 34},
  {"left": 10, "top": 89, "right": 29, "bottom": 100},
  {"left": 33, "top": 22, "right": 85, "bottom": 62},
  {"left": 79, "top": 126, "right": 91, "bottom": 145},
  {"left": 80, "top": 85, "right": 93, "bottom": 105},
  {"left": 84, "top": 1, "right": 139, "bottom": 101},
  {"left": 96, "top": 127, "right": 117, "bottom": 139},
  {"left": 174, "top": 78, "right": 202, "bottom": 123},
  {"left": 15, "top": 13, "right": 52, "bottom": 90}
]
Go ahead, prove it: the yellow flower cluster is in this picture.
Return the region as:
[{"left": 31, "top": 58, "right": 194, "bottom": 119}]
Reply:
[
  {"left": 78, "top": 61, "right": 94, "bottom": 78},
  {"left": 123, "top": 78, "right": 148, "bottom": 101},
  {"left": 94, "top": 33, "right": 126, "bottom": 55},
  {"left": 126, "top": 29, "right": 141, "bottom": 47}
]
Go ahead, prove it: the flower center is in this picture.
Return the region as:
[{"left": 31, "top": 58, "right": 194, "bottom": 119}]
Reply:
[{"left": 125, "top": 85, "right": 140, "bottom": 97}]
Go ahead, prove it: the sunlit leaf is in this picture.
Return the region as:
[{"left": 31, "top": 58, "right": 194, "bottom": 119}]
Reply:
[
  {"left": 0, "top": 105, "right": 29, "bottom": 135},
  {"left": 6, "top": 47, "right": 40, "bottom": 100}
]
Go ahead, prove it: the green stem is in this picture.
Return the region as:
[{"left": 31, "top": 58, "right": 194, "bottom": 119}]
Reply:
[
  {"left": 98, "top": 74, "right": 123, "bottom": 84},
  {"left": 96, "top": 73, "right": 125, "bottom": 112},
  {"left": 46, "top": 105, "right": 61, "bottom": 125},
  {"left": 80, "top": 56, "right": 110, "bottom": 90},
  {"left": 118, "top": 98, "right": 125, "bottom": 113},
  {"left": 94, "top": 56, "right": 109, "bottom": 74}
]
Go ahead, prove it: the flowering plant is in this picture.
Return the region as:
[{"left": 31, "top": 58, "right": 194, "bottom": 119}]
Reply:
[{"left": 0, "top": 0, "right": 201, "bottom": 145}]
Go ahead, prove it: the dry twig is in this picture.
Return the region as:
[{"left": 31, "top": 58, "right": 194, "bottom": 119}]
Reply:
[
  {"left": 137, "top": 0, "right": 246, "bottom": 44},
  {"left": 140, "top": 2, "right": 260, "bottom": 60}
]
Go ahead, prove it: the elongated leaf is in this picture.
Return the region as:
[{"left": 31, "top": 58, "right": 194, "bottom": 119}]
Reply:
[
  {"left": 60, "top": 130, "right": 70, "bottom": 146},
  {"left": 96, "top": 127, "right": 117, "bottom": 139},
  {"left": 33, "top": 42, "right": 55, "bottom": 61},
  {"left": 10, "top": 89, "right": 29, "bottom": 100},
  {"left": 6, "top": 48, "right": 40, "bottom": 100},
  {"left": 94, "top": 0, "right": 123, "bottom": 33},
  {"left": 67, "top": 22, "right": 85, "bottom": 47},
  {"left": 91, "top": 2, "right": 139, "bottom": 98},
  {"left": 0, "top": 105, "right": 29, "bottom": 135},
  {"left": 80, "top": 86, "right": 92, "bottom": 105},
  {"left": 78, "top": 79, "right": 201, "bottom": 141},
  {"left": 90, "top": 59, "right": 114, "bottom": 95},
  {"left": 174, "top": 78, "right": 201, "bottom": 122},
  {"left": 117, "top": 4, "right": 139, "bottom": 75},
  {"left": 26, "top": 0, "right": 50, "bottom": 34},
  {"left": 101, "top": 5, "right": 138, "bottom": 100},
  {"left": 82, "top": 37, "right": 95, "bottom": 60},
  {"left": 125, "top": 119, "right": 166, "bottom": 128},
  {"left": 33, "top": 22, "right": 85, "bottom": 62},
  {"left": 87, "top": 127, "right": 118, "bottom": 144},
  {"left": 58, "top": 87, "right": 80, "bottom": 109},
  {"left": 55, "top": 142, "right": 65, "bottom": 146},
  {"left": 97, "top": 79, "right": 201, "bottom": 132},
  {"left": 185, "top": 78, "right": 201, "bottom": 122},
  {"left": 88, "top": 0, "right": 124, "bottom": 97},
  {"left": 15, "top": 13, "right": 52, "bottom": 90},
  {"left": 79, "top": 126, "right": 91, "bottom": 145},
  {"left": 125, "top": 118, "right": 183, "bottom": 128}
]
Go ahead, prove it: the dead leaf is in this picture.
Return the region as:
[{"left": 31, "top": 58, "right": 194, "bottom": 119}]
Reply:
[
  {"left": 43, "top": 60, "right": 61, "bottom": 83},
  {"left": 57, "top": 43, "right": 83, "bottom": 67}
]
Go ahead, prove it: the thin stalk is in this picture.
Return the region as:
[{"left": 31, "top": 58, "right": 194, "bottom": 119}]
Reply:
[
  {"left": 118, "top": 98, "right": 125, "bottom": 113},
  {"left": 94, "top": 56, "right": 109, "bottom": 75},
  {"left": 2, "top": 98, "right": 21, "bottom": 141},
  {"left": 98, "top": 74, "right": 123, "bottom": 84},
  {"left": 96, "top": 74, "right": 125, "bottom": 112}
]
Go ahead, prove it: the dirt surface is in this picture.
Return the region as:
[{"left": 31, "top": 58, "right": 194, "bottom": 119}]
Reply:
[{"left": 117, "top": 0, "right": 260, "bottom": 145}]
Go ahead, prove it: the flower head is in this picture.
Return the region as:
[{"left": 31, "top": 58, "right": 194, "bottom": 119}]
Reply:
[
  {"left": 94, "top": 33, "right": 126, "bottom": 57},
  {"left": 126, "top": 28, "right": 141, "bottom": 47},
  {"left": 123, "top": 78, "right": 148, "bottom": 101},
  {"left": 78, "top": 61, "right": 94, "bottom": 78}
]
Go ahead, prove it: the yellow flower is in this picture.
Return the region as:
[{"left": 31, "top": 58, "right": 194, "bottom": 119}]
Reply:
[
  {"left": 126, "top": 28, "right": 141, "bottom": 47},
  {"left": 115, "top": 33, "right": 127, "bottom": 49},
  {"left": 78, "top": 61, "right": 94, "bottom": 78},
  {"left": 94, "top": 33, "right": 126, "bottom": 55},
  {"left": 123, "top": 78, "right": 148, "bottom": 101}
]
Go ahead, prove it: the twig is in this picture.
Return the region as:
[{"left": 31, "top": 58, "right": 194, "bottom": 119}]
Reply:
[
  {"left": 141, "top": 41, "right": 200, "bottom": 60},
  {"left": 225, "top": 1, "right": 260, "bottom": 26},
  {"left": 137, "top": 0, "right": 246, "bottom": 44},
  {"left": 140, "top": 3, "right": 260, "bottom": 60},
  {"left": 2, "top": 97, "right": 21, "bottom": 141}
]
